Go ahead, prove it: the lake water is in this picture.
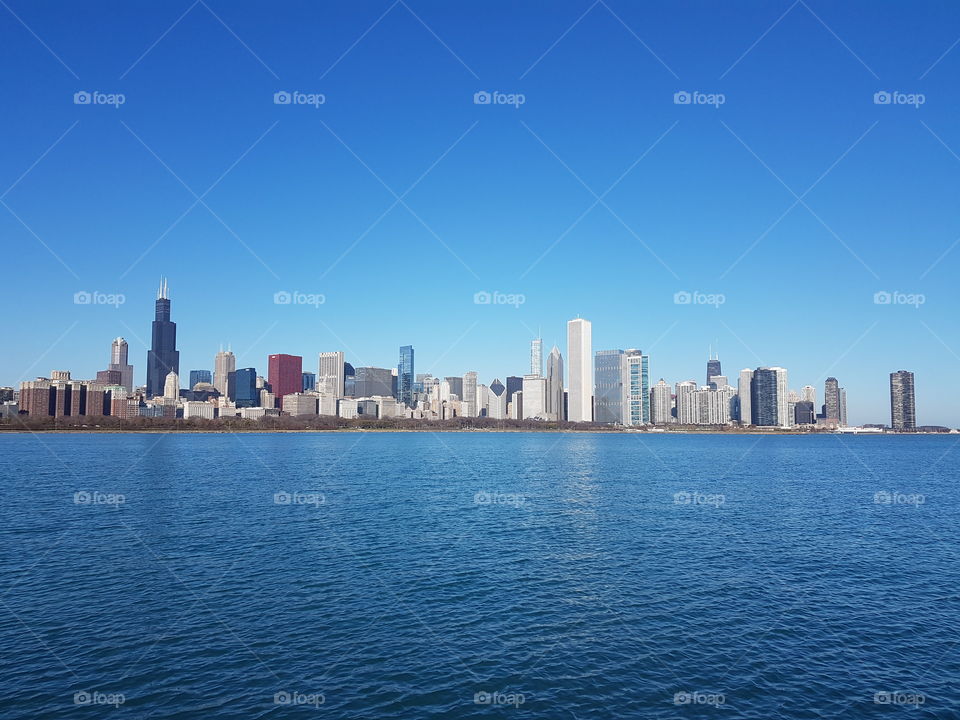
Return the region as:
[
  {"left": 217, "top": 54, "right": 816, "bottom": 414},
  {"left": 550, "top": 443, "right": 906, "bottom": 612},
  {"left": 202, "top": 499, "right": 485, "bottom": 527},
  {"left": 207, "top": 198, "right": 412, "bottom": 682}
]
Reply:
[{"left": 1, "top": 432, "right": 958, "bottom": 718}]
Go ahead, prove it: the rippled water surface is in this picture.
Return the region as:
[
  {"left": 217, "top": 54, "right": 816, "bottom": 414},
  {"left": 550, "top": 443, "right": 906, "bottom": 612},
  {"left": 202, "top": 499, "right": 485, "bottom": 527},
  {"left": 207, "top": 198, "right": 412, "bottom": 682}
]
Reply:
[{"left": 2, "top": 432, "right": 959, "bottom": 718}]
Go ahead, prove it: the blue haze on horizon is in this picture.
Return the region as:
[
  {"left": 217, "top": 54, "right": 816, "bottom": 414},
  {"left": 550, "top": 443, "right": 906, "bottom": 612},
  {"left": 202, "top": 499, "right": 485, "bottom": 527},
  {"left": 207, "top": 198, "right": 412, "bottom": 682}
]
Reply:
[{"left": 2, "top": 1, "right": 959, "bottom": 425}]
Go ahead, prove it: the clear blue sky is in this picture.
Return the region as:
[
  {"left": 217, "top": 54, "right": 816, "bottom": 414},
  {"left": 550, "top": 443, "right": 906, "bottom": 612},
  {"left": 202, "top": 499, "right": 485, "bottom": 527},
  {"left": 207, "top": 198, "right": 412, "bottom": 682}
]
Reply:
[{"left": 2, "top": 1, "right": 959, "bottom": 425}]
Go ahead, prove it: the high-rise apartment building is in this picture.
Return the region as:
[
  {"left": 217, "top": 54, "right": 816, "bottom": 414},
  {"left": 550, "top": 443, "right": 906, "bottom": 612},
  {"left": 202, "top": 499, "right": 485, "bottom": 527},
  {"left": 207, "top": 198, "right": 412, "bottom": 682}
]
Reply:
[
  {"left": 318, "top": 351, "right": 345, "bottom": 398},
  {"left": 625, "top": 349, "right": 649, "bottom": 425},
  {"left": 398, "top": 345, "right": 415, "bottom": 407},
  {"left": 824, "top": 377, "right": 841, "bottom": 421},
  {"left": 268, "top": 354, "right": 303, "bottom": 406},
  {"left": 545, "top": 346, "right": 564, "bottom": 421},
  {"left": 890, "top": 370, "right": 916, "bottom": 430},
  {"left": 594, "top": 349, "right": 626, "bottom": 424},
  {"left": 750, "top": 367, "right": 788, "bottom": 426},
  {"left": 146, "top": 278, "right": 179, "bottom": 398},
  {"left": 738, "top": 369, "right": 754, "bottom": 425},
  {"left": 650, "top": 379, "right": 672, "bottom": 424},
  {"left": 675, "top": 381, "right": 698, "bottom": 424},
  {"left": 567, "top": 318, "right": 593, "bottom": 422}
]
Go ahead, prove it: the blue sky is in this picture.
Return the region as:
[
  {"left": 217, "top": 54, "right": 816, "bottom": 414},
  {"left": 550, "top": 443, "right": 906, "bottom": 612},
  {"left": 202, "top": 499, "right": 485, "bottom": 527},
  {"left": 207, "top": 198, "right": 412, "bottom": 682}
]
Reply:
[{"left": 2, "top": 1, "right": 959, "bottom": 425}]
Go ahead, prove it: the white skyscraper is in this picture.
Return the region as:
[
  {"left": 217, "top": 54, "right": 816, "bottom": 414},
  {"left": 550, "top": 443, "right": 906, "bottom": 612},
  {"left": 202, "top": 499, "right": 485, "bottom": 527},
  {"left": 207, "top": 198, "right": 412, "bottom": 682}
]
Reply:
[
  {"left": 318, "top": 351, "right": 345, "bottom": 398},
  {"left": 213, "top": 348, "right": 236, "bottom": 396},
  {"left": 530, "top": 336, "right": 543, "bottom": 377},
  {"left": 567, "top": 318, "right": 592, "bottom": 422},
  {"left": 675, "top": 381, "right": 698, "bottom": 424},
  {"left": 109, "top": 337, "right": 134, "bottom": 393},
  {"left": 488, "top": 379, "right": 507, "bottom": 419},
  {"left": 738, "top": 369, "right": 754, "bottom": 425},
  {"left": 650, "top": 379, "right": 673, "bottom": 424},
  {"left": 802, "top": 385, "right": 816, "bottom": 405},
  {"left": 522, "top": 374, "right": 547, "bottom": 420},
  {"left": 163, "top": 371, "right": 179, "bottom": 400},
  {"left": 773, "top": 367, "right": 790, "bottom": 426},
  {"left": 545, "top": 346, "right": 564, "bottom": 421}
]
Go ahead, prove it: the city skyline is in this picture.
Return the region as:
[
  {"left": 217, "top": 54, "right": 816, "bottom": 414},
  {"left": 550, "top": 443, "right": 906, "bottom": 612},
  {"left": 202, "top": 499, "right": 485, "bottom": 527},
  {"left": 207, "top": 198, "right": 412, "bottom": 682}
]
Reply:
[{"left": 3, "top": 279, "right": 936, "bottom": 429}]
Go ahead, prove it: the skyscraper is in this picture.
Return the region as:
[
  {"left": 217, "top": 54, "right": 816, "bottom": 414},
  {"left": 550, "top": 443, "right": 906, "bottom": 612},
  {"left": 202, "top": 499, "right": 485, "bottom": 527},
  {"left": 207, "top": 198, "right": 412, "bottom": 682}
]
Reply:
[
  {"left": 398, "top": 345, "right": 415, "bottom": 407},
  {"left": 824, "top": 377, "right": 841, "bottom": 421},
  {"left": 163, "top": 371, "right": 179, "bottom": 400},
  {"left": 234, "top": 368, "right": 258, "bottom": 407},
  {"left": 890, "top": 370, "right": 916, "bottom": 430},
  {"left": 567, "top": 318, "right": 592, "bottom": 422},
  {"left": 594, "top": 349, "right": 626, "bottom": 424},
  {"left": 189, "top": 370, "right": 212, "bottom": 389},
  {"left": 738, "top": 369, "right": 753, "bottom": 425},
  {"left": 650, "top": 379, "right": 672, "bottom": 424},
  {"left": 462, "top": 371, "right": 478, "bottom": 416},
  {"left": 268, "top": 354, "right": 303, "bottom": 406},
  {"left": 545, "top": 346, "right": 564, "bottom": 421},
  {"left": 530, "top": 336, "right": 543, "bottom": 377},
  {"left": 675, "top": 381, "right": 698, "bottom": 424},
  {"left": 625, "top": 349, "right": 649, "bottom": 425},
  {"left": 301, "top": 372, "right": 316, "bottom": 392},
  {"left": 318, "top": 351, "right": 345, "bottom": 398},
  {"left": 109, "top": 337, "right": 134, "bottom": 394},
  {"left": 839, "top": 388, "right": 848, "bottom": 427},
  {"left": 214, "top": 349, "right": 236, "bottom": 396},
  {"left": 488, "top": 378, "right": 507, "bottom": 419},
  {"left": 706, "top": 351, "right": 722, "bottom": 387},
  {"left": 751, "top": 367, "right": 788, "bottom": 426},
  {"left": 146, "top": 278, "right": 179, "bottom": 398},
  {"left": 354, "top": 367, "right": 394, "bottom": 398},
  {"left": 521, "top": 374, "right": 546, "bottom": 419}
]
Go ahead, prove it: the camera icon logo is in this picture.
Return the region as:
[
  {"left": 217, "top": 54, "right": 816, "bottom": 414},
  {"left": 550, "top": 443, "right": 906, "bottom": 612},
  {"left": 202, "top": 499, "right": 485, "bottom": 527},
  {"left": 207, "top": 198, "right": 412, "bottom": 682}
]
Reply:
[
  {"left": 274, "top": 91, "right": 292, "bottom": 105},
  {"left": 473, "top": 290, "right": 492, "bottom": 305},
  {"left": 874, "top": 91, "right": 892, "bottom": 105},
  {"left": 673, "top": 290, "right": 692, "bottom": 304},
  {"left": 873, "top": 291, "right": 892, "bottom": 305},
  {"left": 73, "top": 91, "right": 91, "bottom": 105},
  {"left": 74, "top": 291, "right": 92, "bottom": 305},
  {"left": 673, "top": 91, "right": 691, "bottom": 105},
  {"left": 473, "top": 91, "right": 491, "bottom": 105},
  {"left": 274, "top": 492, "right": 292, "bottom": 505},
  {"left": 274, "top": 290, "right": 292, "bottom": 305},
  {"left": 474, "top": 691, "right": 492, "bottom": 704},
  {"left": 74, "top": 691, "right": 92, "bottom": 705}
]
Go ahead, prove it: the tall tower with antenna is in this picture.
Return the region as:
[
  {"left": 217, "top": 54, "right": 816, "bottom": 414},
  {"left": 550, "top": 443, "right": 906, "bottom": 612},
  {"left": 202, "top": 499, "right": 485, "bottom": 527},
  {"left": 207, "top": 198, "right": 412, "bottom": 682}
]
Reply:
[{"left": 146, "top": 277, "right": 180, "bottom": 398}]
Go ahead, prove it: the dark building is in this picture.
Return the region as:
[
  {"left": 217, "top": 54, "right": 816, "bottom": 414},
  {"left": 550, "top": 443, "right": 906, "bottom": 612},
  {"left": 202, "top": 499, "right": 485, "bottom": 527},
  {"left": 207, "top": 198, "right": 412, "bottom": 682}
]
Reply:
[
  {"left": 824, "top": 377, "right": 840, "bottom": 421},
  {"left": 506, "top": 376, "right": 523, "bottom": 406},
  {"left": 344, "top": 363, "right": 356, "bottom": 397},
  {"left": 445, "top": 376, "right": 464, "bottom": 400},
  {"left": 301, "top": 372, "right": 316, "bottom": 392},
  {"left": 794, "top": 401, "right": 815, "bottom": 425},
  {"left": 890, "top": 370, "right": 916, "bottom": 431},
  {"left": 706, "top": 353, "right": 722, "bottom": 386},
  {"left": 750, "top": 368, "right": 780, "bottom": 426},
  {"left": 398, "top": 345, "right": 415, "bottom": 407},
  {"left": 235, "top": 368, "right": 259, "bottom": 408},
  {"left": 268, "top": 354, "right": 303, "bottom": 406},
  {"left": 96, "top": 369, "right": 123, "bottom": 386},
  {"left": 189, "top": 370, "right": 212, "bottom": 388},
  {"left": 146, "top": 278, "right": 180, "bottom": 398},
  {"left": 594, "top": 349, "right": 626, "bottom": 424},
  {"left": 354, "top": 367, "right": 394, "bottom": 398}
]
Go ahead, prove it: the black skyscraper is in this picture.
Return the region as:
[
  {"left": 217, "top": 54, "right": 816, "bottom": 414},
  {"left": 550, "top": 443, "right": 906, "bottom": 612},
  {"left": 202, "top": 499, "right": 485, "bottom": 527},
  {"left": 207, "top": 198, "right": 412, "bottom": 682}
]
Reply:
[
  {"left": 706, "top": 351, "right": 721, "bottom": 386},
  {"left": 146, "top": 278, "right": 179, "bottom": 398}
]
